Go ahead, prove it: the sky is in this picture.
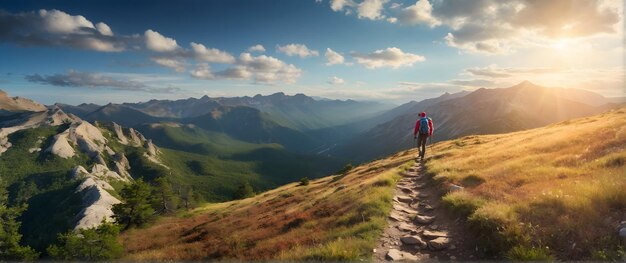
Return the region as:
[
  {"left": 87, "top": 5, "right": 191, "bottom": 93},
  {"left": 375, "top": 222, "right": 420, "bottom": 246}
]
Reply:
[{"left": 0, "top": 0, "right": 624, "bottom": 105}]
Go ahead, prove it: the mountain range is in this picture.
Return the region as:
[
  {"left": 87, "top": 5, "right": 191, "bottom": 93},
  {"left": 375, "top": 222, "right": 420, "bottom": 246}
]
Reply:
[{"left": 331, "top": 81, "right": 623, "bottom": 161}]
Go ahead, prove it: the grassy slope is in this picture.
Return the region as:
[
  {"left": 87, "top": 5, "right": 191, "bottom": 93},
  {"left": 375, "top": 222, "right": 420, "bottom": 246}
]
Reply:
[
  {"left": 120, "top": 151, "right": 416, "bottom": 261},
  {"left": 426, "top": 107, "right": 626, "bottom": 260},
  {"left": 122, "top": 107, "right": 625, "bottom": 261}
]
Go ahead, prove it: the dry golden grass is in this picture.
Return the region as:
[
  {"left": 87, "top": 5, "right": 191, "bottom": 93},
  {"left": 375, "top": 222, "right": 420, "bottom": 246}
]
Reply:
[
  {"left": 120, "top": 150, "right": 415, "bottom": 261},
  {"left": 425, "top": 107, "right": 626, "bottom": 260}
]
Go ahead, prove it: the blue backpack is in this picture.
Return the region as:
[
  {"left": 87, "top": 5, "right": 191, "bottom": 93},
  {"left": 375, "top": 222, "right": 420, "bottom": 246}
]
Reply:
[{"left": 419, "top": 117, "right": 430, "bottom": 134}]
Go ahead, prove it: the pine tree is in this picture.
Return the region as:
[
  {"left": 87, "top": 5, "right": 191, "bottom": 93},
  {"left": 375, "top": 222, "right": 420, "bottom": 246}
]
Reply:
[
  {"left": 111, "top": 179, "right": 155, "bottom": 229},
  {"left": 152, "top": 177, "right": 177, "bottom": 214},
  {"left": 0, "top": 180, "right": 38, "bottom": 260}
]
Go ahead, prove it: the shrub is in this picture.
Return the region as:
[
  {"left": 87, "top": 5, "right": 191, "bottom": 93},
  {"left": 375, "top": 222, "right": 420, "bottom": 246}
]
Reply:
[
  {"left": 506, "top": 245, "right": 552, "bottom": 261},
  {"left": 299, "top": 177, "right": 310, "bottom": 186},
  {"left": 336, "top": 164, "right": 354, "bottom": 175},
  {"left": 47, "top": 221, "right": 123, "bottom": 261},
  {"left": 442, "top": 191, "right": 484, "bottom": 216},
  {"left": 233, "top": 181, "right": 255, "bottom": 200}
]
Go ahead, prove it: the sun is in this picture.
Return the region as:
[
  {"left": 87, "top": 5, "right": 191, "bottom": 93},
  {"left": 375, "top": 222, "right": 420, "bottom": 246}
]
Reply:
[{"left": 552, "top": 39, "right": 569, "bottom": 51}]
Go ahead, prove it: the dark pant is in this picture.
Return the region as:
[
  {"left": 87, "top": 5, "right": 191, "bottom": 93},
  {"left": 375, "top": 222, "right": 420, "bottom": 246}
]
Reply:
[{"left": 417, "top": 133, "right": 429, "bottom": 158}]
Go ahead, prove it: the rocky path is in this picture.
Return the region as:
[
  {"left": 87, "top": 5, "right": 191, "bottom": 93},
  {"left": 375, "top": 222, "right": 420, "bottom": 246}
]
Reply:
[{"left": 374, "top": 159, "right": 477, "bottom": 261}]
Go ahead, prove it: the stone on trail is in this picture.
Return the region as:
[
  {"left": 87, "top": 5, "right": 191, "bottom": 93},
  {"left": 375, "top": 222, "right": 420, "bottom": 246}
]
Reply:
[
  {"left": 428, "top": 237, "right": 450, "bottom": 250},
  {"left": 402, "top": 171, "right": 419, "bottom": 177},
  {"left": 398, "top": 222, "right": 419, "bottom": 233},
  {"left": 418, "top": 193, "right": 429, "bottom": 198},
  {"left": 389, "top": 212, "right": 406, "bottom": 222},
  {"left": 400, "top": 235, "right": 427, "bottom": 247},
  {"left": 386, "top": 249, "right": 418, "bottom": 261},
  {"left": 400, "top": 188, "right": 414, "bottom": 194},
  {"left": 415, "top": 215, "right": 436, "bottom": 224},
  {"left": 393, "top": 204, "right": 417, "bottom": 214},
  {"left": 397, "top": 195, "right": 413, "bottom": 203},
  {"left": 423, "top": 230, "right": 449, "bottom": 238}
]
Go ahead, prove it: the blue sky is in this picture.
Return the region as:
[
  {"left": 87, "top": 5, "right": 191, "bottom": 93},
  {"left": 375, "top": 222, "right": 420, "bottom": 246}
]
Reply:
[{"left": 0, "top": 0, "right": 623, "bottom": 105}]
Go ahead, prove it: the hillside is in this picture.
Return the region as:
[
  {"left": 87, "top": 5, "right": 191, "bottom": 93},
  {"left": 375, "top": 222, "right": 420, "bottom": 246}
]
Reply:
[
  {"left": 0, "top": 90, "right": 47, "bottom": 116},
  {"left": 426, "top": 107, "right": 626, "bottom": 260},
  {"left": 121, "top": 152, "right": 414, "bottom": 260},
  {"left": 333, "top": 81, "right": 623, "bottom": 162},
  {"left": 0, "top": 104, "right": 165, "bottom": 251},
  {"left": 121, "top": 107, "right": 625, "bottom": 261}
]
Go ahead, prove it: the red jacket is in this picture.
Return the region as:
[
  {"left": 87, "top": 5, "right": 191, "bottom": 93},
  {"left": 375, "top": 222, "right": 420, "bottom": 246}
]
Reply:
[{"left": 414, "top": 117, "right": 433, "bottom": 137}]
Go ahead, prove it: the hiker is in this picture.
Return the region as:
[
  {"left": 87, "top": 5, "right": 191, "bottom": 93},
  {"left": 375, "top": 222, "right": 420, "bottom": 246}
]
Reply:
[{"left": 413, "top": 112, "right": 433, "bottom": 159}]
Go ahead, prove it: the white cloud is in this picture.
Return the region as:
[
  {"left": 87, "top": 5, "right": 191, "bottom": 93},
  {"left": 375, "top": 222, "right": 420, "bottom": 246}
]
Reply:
[
  {"left": 351, "top": 47, "right": 425, "bottom": 69},
  {"left": 436, "top": 0, "right": 623, "bottom": 54},
  {"left": 357, "top": 0, "right": 389, "bottom": 20},
  {"left": 144, "top": 29, "right": 179, "bottom": 52},
  {"left": 329, "top": 0, "right": 389, "bottom": 21},
  {"left": 190, "top": 63, "right": 215, "bottom": 80},
  {"left": 151, "top": 57, "right": 186, "bottom": 72},
  {"left": 328, "top": 76, "right": 345, "bottom": 85},
  {"left": 397, "top": 0, "right": 441, "bottom": 27},
  {"left": 95, "top": 22, "right": 113, "bottom": 36},
  {"left": 322, "top": 0, "right": 623, "bottom": 55},
  {"left": 190, "top": 42, "right": 235, "bottom": 63},
  {"left": 248, "top": 44, "right": 266, "bottom": 52},
  {"left": 0, "top": 9, "right": 127, "bottom": 52},
  {"left": 325, "top": 48, "right": 345, "bottom": 65},
  {"left": 191, "top": 53, "right": 302, "bottom": 84},
  {"left": 276, "top": 43, "right": 319, "bottom": 58},
  {"left": 38, "top": 9, "right": 95, "bottom": 34},
  {"left": 390, "top": 3, "right": 402, "bottom": 9},
  {"left": 330, "top": 0, "right": 355, "bottom": 11}
]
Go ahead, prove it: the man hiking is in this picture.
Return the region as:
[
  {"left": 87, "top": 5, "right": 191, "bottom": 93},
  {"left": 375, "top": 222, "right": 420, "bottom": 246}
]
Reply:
[{"left": 413, "top": 112, "right": 433, "bottom": 159}]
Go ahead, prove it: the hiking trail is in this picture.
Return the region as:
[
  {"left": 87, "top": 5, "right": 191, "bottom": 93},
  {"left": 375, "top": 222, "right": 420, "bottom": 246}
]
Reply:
[{"left": 374, "top": 159, "right": 478, "bottom": 261}]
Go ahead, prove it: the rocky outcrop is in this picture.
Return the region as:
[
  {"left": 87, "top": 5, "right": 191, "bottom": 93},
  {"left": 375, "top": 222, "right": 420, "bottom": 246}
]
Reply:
[
  {"left": 112, "top": 122, "right": 128, "bottom": 145},
  {"left": 72, "top": 165, "right": 126, "bottom": 230},
  {"left": 0, "top": 106, "right": 76, "bottom": 155},
  {"left": 45, "top": 133, "right": 76, "bottom": 158},
  {"left": 127, "top": 128, "right": 146, "bottom": 146}
]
